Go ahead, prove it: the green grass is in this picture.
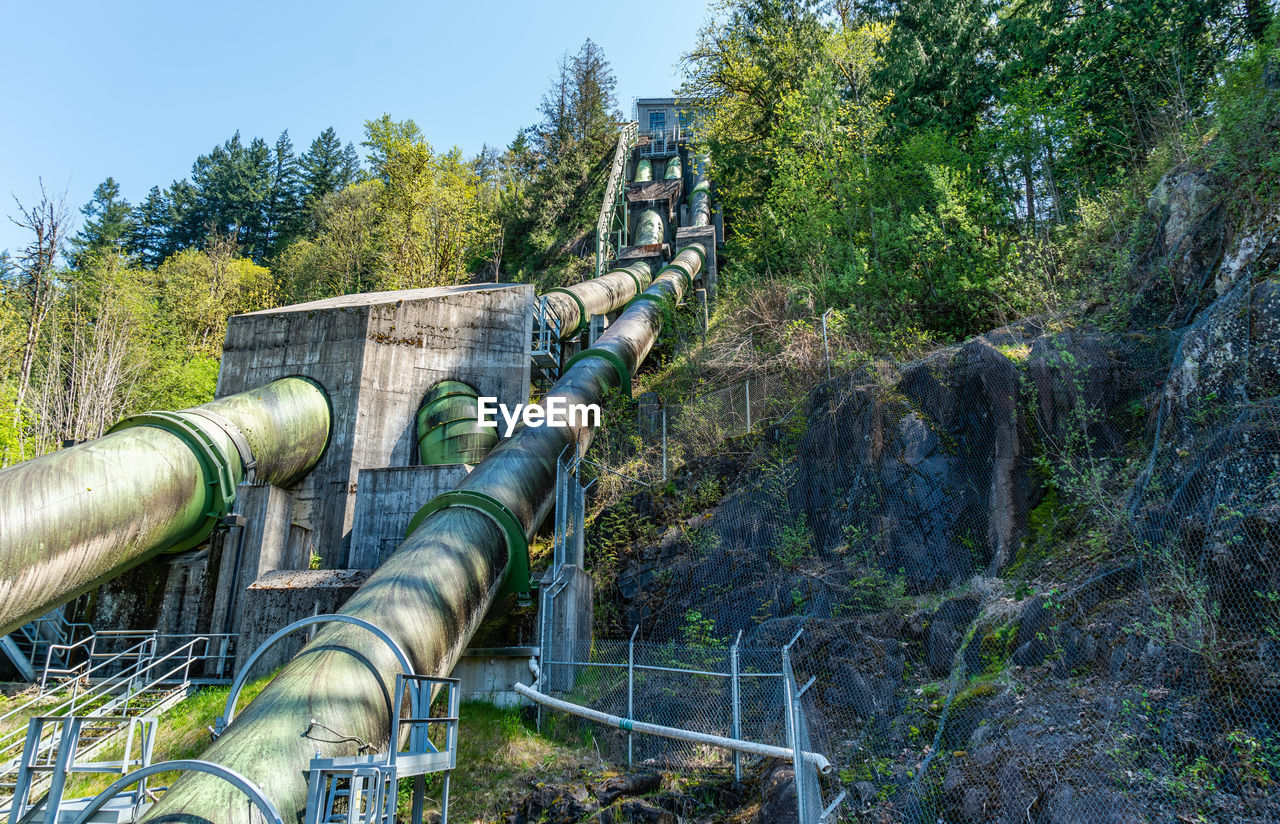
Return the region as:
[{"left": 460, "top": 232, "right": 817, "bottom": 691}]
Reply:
[
  {"left": 414, "top": 701, "right": 607, "bottom": 823},
  {"left": 60, "top": 673, "right": 275, "bottom": 798}
]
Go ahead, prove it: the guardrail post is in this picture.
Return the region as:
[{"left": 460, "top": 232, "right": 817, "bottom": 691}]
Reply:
[
  {"left": 627, "top": 625, "right": 638, "bottom": 767},
  {"left": 661, "top": 407, "right": 668, "bottom": 481},
  {"left": 822, "top": 309, "right": 832, "bottom": 381},
  {"left": 731, "top": 630, "right": 742, "bottom": 781}
]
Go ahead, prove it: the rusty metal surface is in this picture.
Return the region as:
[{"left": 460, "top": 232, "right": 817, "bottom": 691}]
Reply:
[
  {"left": 0, "top": 377, "right": 331, "bottom": 635},
  {"left": 144, "top": 245, "right": 706, "bottom": 824}
]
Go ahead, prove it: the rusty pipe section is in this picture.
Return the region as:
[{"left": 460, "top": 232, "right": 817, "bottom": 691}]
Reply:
[
  {"left": 0, "top": 377, "right": 330, "bottom": 635},
  {"left": 542, "top": 261, "right": 653, "bottom": 340},
  {"left": 144, "top": 237, "right": 706, "bottom": 824}
]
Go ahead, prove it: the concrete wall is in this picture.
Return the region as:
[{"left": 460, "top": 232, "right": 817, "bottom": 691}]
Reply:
[
  {"left": 216, "top": 284, "right": 533, "bottom": 567},
  {"left": 450, "top": 647, "right": 537, "bottom": 707},
  {"left": 234, "top": 569, "right": 371, "bottom": 674},
  {"left": 348, "top": 465, "right": 469, "bottom": 569}
]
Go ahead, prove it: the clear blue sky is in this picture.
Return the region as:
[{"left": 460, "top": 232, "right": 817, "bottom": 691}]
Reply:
[{"left": 0, "top": 0, "right": 711, "bottom": 256}]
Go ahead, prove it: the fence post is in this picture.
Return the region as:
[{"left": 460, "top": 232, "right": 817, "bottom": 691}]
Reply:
[
  {"left": 627, "top": 625, "right": 638, "bottom": 766},
  {"left": 731, "top": 630, "right": 742, "bottom": 782},
  {"left": 661, "top": 407, "right": 668, "bottom": 482},
  {"left": 821, "top": 309, "right": 832, "bottom": 381},
  {"left": 745, "top": 380, "right": 751, "bottom": 433},
  {"left": 781, "top": 646, "right": 809, "bottom": 824}
]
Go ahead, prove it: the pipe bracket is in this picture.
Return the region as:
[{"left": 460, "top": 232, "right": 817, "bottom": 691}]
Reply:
[
  {"left": 544, "top": 287, "right": 589, "bottom": 336},
  {"left": 563, "top": 348, "right": 632, "bottom": 397},
  {"left": 407, "top": 489, "right": 534, "bottom": 605},
  {"left": 183, "top": 408, "right": 257, "bottom": 483},
  {"left": 107, "top": 411, "right": 238, "bottom": 553}
]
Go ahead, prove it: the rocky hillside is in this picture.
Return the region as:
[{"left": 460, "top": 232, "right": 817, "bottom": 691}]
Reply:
[{"left": 584, "top": 162, "right": 1280, "bottom": 823}]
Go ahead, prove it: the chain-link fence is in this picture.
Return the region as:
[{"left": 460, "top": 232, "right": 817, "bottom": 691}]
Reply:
[{"left": 557, "top": 260, "right": 1280, "bottom": 822}]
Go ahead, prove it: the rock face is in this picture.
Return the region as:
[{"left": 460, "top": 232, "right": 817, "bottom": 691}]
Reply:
[{"left": 590, "top": 162, "right": 1280, "bottom": 824}]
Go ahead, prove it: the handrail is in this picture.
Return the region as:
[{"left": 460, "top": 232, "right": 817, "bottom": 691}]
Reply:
[
  {"left": 69, "top": 760, "right": 284, "bottom": 824},
  {"left": 213, "top": 615, "right": 414, "bottom": 737},
  {"left": 0, "top": 633, "right": 232, "bottom": 780},
  {"left": 595, "top": 122, "right": 639, "bottom": 278}
]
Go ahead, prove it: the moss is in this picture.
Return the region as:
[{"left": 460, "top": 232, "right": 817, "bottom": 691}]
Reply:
[{"left": 950, "top": 679, "right": 1001, "bottom": 716}]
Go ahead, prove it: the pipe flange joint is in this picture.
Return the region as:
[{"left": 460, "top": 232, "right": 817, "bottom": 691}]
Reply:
[
  {"left": 563, "top": 348, "right": 632, "bottom": 398},
  {"left": 543, "top": 288, "right": 590, "bottom": 336},
  {"left": 183, "top": 408, "right": 257, "bottom": 483},
  {"left": 608, "top": 265, "right": 645, "bottom": 296},
  {"left": 108, "top": 411, "right": 238, "bottom": 553},
  {"left": 406, "top": 489, "right": 534, "bottom": 605},
  {"left": 626, "top": 292, "right": 671, "bottom": 314},
  {"left": 679, "top": 242, "right": 706, "bottom": 269}
]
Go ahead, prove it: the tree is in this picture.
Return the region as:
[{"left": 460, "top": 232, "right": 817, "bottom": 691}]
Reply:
[
  {"left": 8, "top": 182, "right": 70, "bottom": 429},
  {"left": 127, "top": 186, "right": 171, "bottom": 268},
  {"left": 265, "top": 130, "right": 305, "bottom": 255},
  {"left": 153, "top": 234, "right": 276, "bottom": 356},
  {"left": 68, "top": 178, "right": 133, "bottom": 268},
  {"left": 302, "top": 127, "right": 361, "bottom": 212}
]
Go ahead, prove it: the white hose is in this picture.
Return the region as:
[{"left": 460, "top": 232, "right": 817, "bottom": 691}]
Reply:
[{"left": 512, "top": 681, "right": 832, "bottom": 773}]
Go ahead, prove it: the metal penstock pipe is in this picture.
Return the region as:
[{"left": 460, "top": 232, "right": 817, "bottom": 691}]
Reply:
[
  {"left": 542, "top": 261, "right": 653, "bottom": 340},
  {"left": 143, "top": 248, "right": 707, "bottom": 824},
  {"left": 0, "top": 377, "right": 331, "bottom": 635}
]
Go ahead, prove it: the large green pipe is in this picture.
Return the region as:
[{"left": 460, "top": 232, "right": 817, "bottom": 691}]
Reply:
[
  {"left": 634, "top": 208, "right": 664, "bottom": 247},
  {"left": 633, "top": 157, "right": 652, "bottom": 182},
  {"left": 0, "top": 377, "right": 330, "bottom": 635},
  {"left": 664, "top": 155, "right": 682, "bottom": 181},
  {"left": 542, "top": 261, "right": 652, "bottom": 340},
  {"left": 144, "top": 247, "right": 705, "bottom": 824},
  {"left": 690, "top": 155, "right": 712, "bottom": 228}
]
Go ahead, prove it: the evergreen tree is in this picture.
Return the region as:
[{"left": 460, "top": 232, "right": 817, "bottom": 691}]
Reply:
[
  {"left": 302, "top": 128, "right": 361, "bottom": 211},
  {"left": 127, "top": 186, "right": 170, "bottom": 268},
  {"left": 68, "top": 178, "right": 133, "bottom": 268},
  {"left": 265, "top": 130, "right": 305, "bottom": 255}
]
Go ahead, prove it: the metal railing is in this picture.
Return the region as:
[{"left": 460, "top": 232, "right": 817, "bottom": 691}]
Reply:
[
  {"left": 636, "top": 125, "right": 688, "bottom": 158},
  {"left": 595, "top": 122, "right": 639, "bottom": 279},
  {"left": 0, "top": 632, "right": 235, "bottom": 803}
]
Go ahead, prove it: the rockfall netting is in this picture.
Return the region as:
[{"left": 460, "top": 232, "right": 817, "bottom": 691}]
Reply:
[{"left": 542, "top": 262, "right": 1280, "bottom": 822}]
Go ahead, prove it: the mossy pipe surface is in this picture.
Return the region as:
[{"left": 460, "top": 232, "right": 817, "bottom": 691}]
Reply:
[
  {"left": 542, "top": 261, "right": 653, "bottom": 338},
  {"left": 634, "top": 208, "right": 664, "bottom": 247},
  {"left": 664, "top": 155, "right": 682, "bottom": 180},
  {"left": 633, "top": 157, "right": 652, "bottom": 182},
  {"left": 0, "top": 377, "right": 330, "bottom": 635},
  {"left": 690, "top": 154, "right": 712, "bottom": 227},
  {"left": 143, "top": 242, "right": 706, "bottom": 824}
]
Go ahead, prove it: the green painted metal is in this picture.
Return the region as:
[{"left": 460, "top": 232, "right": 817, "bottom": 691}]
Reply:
[
  {"left": 633, "top": 157, "right": 652, "bottom": 182},
  {"left": 563, "top": 347, "right": 633, "bottom": 398},
  {"left": 634, "top": 209, "right": 664, "bottom": 247},
  {"left": 0, "top": 376, "right": 331, "bottom": 636},
  {"left": 107, "top": 412, "right": 238, "bottom": 555},
  {"left": 540, "top": 261, "right": 653, "bottom": 341},
  {"left": 144, "top": 227, "right": 706, "bottom": 824},
  {"left": 543, "top": 287, "right": 590, "bottom": 336},
  {"left": 664, "top": 155, "right": 683, "bottom": 181},
  {"left": 405, "top": 488, "right": 533, "bottom": 603},
  {"left": 415, "top": 381, "right": 497, "bottom": 466},
  {"left": 690, "top": 156, "right": 712, "bottom": 228}
]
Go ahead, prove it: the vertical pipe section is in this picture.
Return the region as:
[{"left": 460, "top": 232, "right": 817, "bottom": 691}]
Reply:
[
  {"left": 633, "top": 157, "right": 652, "bottom": 182},
  {"left": 0, "top": 377, "right": 330, "bottom": 635},
  {"left": 144, "top": 241, "right": 705, "bottom": 824}
]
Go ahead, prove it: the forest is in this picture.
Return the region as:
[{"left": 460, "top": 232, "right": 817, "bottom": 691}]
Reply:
[{"left": 2, "top": 0, "right": 1277, "bottom": 464}]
